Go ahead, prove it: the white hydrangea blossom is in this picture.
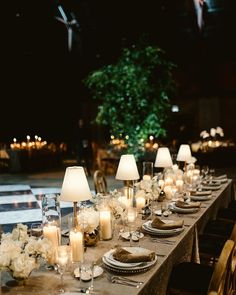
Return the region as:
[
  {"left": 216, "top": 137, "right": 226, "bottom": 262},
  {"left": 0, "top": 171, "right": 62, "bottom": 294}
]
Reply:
[
  {"left": 135, "top": 176, "right": 160, "bottom": 202},
  {"left": 77, "top": 207, "right": 100, "bottom": 234},
  {"left": 0, "top": 223, "right": 53, "bottom": 279}
]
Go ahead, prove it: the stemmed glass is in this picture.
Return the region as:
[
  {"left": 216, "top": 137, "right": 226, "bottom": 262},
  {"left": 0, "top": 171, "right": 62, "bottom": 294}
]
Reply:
[
  {"left": 126, "top": 207, "right": 138, "bottom": 247},
  {"left": 113, "top": 217, "right": 125, "bottom": 244},
  {"left": 201, "top": 165, "right": 209, "bottom": 180},
  {"left": 57, "top": 245, "right": 69, "bottom": 293}
]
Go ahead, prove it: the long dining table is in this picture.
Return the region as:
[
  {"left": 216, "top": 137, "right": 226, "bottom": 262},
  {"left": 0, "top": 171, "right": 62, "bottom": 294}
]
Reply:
[{"left": 1, "top": 179, "right": 234, "bottom": 295}]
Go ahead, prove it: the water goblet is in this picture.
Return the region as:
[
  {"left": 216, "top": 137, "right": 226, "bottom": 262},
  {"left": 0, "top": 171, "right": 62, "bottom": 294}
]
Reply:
[
  {"left": 57, "top": 245, "right": 69, "bottom": 293},
  {"left": 79, "top": 260, "right": 95, "bottom": 294},
  {"left": 127, "top": 207, "right": 137, "bottom": 247}
]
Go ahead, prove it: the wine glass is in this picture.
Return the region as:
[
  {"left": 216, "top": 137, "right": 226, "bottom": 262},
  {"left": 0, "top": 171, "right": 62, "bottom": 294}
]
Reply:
[
  {"left": 57, "top": 245, "right": 69, "bottom": 293},
  {"left": 126, "top": 207, "right": 138, "bottom": 247},
  {"left": 113, "top": 217, "right": 125, "bottom": 244},
  {"left": 201, "top": 165, "right": 209, "bottom": 180}
]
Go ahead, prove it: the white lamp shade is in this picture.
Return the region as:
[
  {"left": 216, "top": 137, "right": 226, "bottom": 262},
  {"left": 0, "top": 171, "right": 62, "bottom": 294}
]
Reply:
[
  {"left": 154, "top": 147, "right": 173, "bottom": 168},
  {"left": 60, "top": 166, "right": 92, "bottom": 202},
  {"left": 176, "top": 144, "right": 192, "bottom": 162},
  {"left": 115, "top": 154, "right": 140, "bottom": 180}
]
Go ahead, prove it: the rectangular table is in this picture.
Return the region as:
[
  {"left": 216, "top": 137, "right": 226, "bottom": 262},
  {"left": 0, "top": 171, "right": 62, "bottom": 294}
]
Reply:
[{"left": 1, "top": 180, "right": 234, "bottom": 295}]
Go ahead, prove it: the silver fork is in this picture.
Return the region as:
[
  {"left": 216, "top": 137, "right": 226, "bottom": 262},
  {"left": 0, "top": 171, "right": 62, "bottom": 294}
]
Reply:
[
  {"left": 107, "top": 275, "right": 140, "bottom": 288},
  {"left": 110, "top": 275, "right": 144, "bottom": 285},
  {"left": 151, "top": 238, "right": 175, "bottom": 245}
]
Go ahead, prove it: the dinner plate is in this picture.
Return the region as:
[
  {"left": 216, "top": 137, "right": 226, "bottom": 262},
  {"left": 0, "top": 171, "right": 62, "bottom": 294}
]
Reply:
[
  {"left": 169, "top": 202, "right": 199, "bottom": 214},
  {"left": 142, "top": 220, "right": 184, "bottom": 236},
  {"left": 102, "top": 247, "right": 157, "bottom": 274},
  {"left": 190, "top": 194, "right": 212, "bottom": 201},
  {"left": 74, "top": 265, "right": 103, "bottom": 279}
]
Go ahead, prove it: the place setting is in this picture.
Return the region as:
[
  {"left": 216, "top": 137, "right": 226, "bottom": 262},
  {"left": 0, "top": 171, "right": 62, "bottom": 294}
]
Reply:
[
  {"left": 102, "top": 245, "right": 158, "bottom": 274},
  {"left": 142, "top": 216, "right": 184, "bottom": 237},
  {"left": 189, "top": 189, "right": 213, "bottom": 201},
  {"left": 168, "top": 200, "right": 201, "bottom": 214}
]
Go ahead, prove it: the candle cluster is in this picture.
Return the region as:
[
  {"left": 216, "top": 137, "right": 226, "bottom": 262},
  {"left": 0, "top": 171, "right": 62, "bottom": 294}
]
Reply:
[{"left": 10, "top": 135, "right": 47, "bottom": 150}]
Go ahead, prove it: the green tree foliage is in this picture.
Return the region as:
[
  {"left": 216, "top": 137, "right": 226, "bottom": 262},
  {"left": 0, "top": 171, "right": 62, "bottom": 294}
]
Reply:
[{"left": 84, "top": 45, "right": 177, "bottom": 159}]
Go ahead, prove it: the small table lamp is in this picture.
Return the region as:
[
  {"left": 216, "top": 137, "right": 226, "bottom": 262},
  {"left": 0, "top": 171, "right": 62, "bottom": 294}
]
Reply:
[
  {"left": 115, "top": 154, "right": 140, "bottom": 202},
  {"left": 176, "top": 144, "right": 192, "bottom": 171},
  {"left": 154, "top": 147, "right": 173, "bottom": 170},
  {"left": 60, "top": 166, "right": 92, "bottom": 228}
]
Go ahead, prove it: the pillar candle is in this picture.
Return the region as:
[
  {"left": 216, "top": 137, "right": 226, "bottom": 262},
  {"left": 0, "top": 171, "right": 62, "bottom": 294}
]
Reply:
[
  {"left": 193, "top": 169, "right": 200, "bottom": 176},
  {"left": 172, "top": 164, "right": 179, "bottom": 171},
  {"left": 127, "top": 207, "right": 137, "bottom": 223},
  {"left": 99, "top": 210, "right": 112, "bottom": 240},
  {"left": 143, "top": 175, "right": 151, "bottom": 181},
  {"left": 43, "top": 224, "right": 59, "bottom": 264},
  {"left": 165, "top": 177, "right": 174, "bottom": 186},
  {"left": 136, "top": 196, "right": 146, "bottom": 212},
  {"left": 164, "top": 185, "right": 173, "bottom": 199},
  {"left": 176, "top": 179, "right": 184, "bottom": 193},
  {"left": 69, "top": 229, "right": 84, "bottom": 262}
]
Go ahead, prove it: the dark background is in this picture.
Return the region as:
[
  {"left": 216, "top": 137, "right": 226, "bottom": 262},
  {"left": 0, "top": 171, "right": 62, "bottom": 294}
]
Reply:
[{"left": 1, "top": 0, "right": 236, "bottom": 148}]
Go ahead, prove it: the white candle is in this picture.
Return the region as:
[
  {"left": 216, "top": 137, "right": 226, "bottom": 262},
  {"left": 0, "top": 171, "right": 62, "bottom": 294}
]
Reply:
[
  {"left": 164, "top": 185, "right": 173, "bottom": 199},
  {"left": 172, "top": 164, "right": 178, "bottom": 171},
  {"left": 70, "top": 229, "right": 84, "bottom": 262},
  {"left": 43, "top": 225, "right": 59, "bottom": 264},
  {"left": 127, "top": 207, "right": 137, "bottom": 223},
  {"left": 57, "top": 246, "right": 69, "bottom": 266},
  {"left": 99, "top": 210, "right": 112, "bottom": 240},
  {"left": 143, "top": 175, "right": 151, "bottom": 181},
  {"left": 136, "top": 196, "right": 146, "bottom": 212},
  {"left": 176, "top": 179, "right": 184, "bottom": 193},
  {"left": 186, "top": 170, "right": 193, "bottom": 184},
  {"left": 193, "top": 169, "right": 200, "bottom": 176},
  {"left": 165, "top": 177, "right": 174, "bottom": 186}
]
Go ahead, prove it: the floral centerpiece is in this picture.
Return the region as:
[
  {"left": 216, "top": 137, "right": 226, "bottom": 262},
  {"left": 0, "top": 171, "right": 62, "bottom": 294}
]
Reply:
[
  {"left": 77, "top": 207, "right": 100, "bottom": 246},
  {"left": 134, "top": 176, "right": 160, "bottom": 203},
  {"left": 0, "top": 223, "right": 53, "bottom": 281},
  {"left": 93, "top": 190, "right": 126, "bottom": 219}
]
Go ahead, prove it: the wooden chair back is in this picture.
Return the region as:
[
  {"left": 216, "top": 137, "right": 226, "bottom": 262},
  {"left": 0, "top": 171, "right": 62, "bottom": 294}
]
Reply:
[
  {"left": 208, "top": 239, "right": 235, "bottom": 295},
  {"left": 93, "top": 170, "right": 108, "bottom": 194},
  {"left": 230, "top": 223, "right": 236, "bottom": 241}
]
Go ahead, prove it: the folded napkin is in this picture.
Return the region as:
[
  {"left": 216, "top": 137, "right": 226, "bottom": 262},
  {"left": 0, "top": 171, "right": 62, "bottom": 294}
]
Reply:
[
  {"left": 113, "top": 247, "right": 155, "bottom": 263},
  {"left": 215, "top": 174, "right": 227, "bottom": 179},
  {"left": 151, "top": 217, "right": 184, "bottom": 230},
  {"left": 212, "top": 178, "right": 228, "bottom": 183},
  {"left": 191, "top": 190, "right": 212, "bottom": 196},
  {"left": 202, "top": 185, "right": 221, "bottom": 190},
  {"left": 175, "top": 200, "right": 201, "bottom": 209}
]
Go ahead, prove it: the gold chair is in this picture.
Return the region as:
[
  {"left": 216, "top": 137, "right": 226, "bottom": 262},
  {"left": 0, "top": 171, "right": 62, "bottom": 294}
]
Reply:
[
  {"left": 93, "top": 170, "right": 108, "bottom": 194},
  {"left": 167, "top": 239, "right": 235, "bottom": 295}
]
